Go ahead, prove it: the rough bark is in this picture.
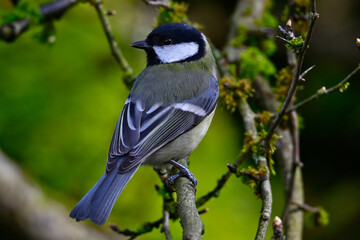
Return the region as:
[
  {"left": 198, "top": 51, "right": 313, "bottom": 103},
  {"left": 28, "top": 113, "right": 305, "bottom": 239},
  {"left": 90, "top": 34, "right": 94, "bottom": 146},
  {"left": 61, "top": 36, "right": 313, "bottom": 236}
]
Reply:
[{"left": 173, "top": 158, "right": 203, "bottom": 240}]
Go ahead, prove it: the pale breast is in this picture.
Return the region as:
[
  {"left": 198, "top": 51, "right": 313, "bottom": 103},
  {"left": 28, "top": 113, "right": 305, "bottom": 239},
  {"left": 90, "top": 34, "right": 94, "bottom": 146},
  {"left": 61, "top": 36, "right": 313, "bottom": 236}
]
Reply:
[{"left": 142, "top": 110, "right": 215, "bottom": 167}]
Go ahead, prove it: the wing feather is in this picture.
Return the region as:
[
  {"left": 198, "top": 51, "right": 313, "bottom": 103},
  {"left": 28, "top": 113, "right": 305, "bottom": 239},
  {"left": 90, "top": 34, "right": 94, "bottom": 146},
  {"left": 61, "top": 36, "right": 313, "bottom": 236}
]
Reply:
[{"left": 107, "top": 75, "right": 218, "bottom": 173}]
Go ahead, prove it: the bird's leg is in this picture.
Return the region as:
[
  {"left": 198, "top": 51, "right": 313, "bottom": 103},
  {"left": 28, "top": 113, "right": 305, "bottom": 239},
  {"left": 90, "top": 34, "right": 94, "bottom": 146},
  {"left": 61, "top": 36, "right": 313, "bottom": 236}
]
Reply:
[{"left": 167, "top": 160, "right": 198, "bottom": 187}]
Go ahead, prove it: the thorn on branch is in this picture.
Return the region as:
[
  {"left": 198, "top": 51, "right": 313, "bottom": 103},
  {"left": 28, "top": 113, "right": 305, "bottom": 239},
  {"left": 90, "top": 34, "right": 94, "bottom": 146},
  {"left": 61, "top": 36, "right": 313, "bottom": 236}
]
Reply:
[{"left": 299, "top": 65, "right": 315, "bottom": 82}]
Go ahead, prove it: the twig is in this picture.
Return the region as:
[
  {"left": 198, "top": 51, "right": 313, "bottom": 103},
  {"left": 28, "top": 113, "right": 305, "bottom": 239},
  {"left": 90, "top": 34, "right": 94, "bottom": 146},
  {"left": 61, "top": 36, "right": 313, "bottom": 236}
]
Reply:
[
  {"left": 109, "top": 220, "right": 162, "bottom": 240},
  {"left": 292, "top": 202, "right": 320, "bottom": 213},
  {"left": 93, "top": 0, "right": 134, "bottom": 86},
  {"left": 276, "top": 35, "right": 293, "bottom": 45},
  {"left": 286, "top": 64, "right": 360, "bottom": 113},
  {"left": 110, "top": 203, "right": 209, "bottom": 239},
  {"left": 196, "top": 151, "right": 250, "bottom": 207},
  {"left": 263, "top": 0, "right": 319, "bottom": 149},
  {"left": 299, "top": 65, "right": 315, "bottom": 81}
]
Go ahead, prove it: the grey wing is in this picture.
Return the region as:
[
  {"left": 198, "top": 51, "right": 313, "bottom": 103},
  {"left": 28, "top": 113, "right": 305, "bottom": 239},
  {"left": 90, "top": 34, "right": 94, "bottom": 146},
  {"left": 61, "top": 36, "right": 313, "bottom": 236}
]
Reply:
[{"left": 107, "top": 75, "right": 219, "bottom": 173}]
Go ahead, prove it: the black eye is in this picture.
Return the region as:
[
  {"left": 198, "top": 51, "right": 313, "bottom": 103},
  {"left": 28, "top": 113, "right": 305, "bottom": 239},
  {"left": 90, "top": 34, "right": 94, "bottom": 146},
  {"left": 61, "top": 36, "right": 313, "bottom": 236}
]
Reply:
[{"left": 164, "top": 38, "right": 172, "bottom": 45}]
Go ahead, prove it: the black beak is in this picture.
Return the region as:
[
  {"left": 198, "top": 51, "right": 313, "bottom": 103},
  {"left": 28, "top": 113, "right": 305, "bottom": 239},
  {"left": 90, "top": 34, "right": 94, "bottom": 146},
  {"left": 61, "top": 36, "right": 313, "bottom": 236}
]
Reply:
[{"left": 130, "top": 40, "right": 151, "bottom": 49}]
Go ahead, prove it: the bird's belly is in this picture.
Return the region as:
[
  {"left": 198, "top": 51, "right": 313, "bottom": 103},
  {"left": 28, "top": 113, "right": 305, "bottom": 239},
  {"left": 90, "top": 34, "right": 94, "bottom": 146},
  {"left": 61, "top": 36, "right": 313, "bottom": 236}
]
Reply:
[{"left": 142, "top": 110, "right": 215, "bottom": 166}]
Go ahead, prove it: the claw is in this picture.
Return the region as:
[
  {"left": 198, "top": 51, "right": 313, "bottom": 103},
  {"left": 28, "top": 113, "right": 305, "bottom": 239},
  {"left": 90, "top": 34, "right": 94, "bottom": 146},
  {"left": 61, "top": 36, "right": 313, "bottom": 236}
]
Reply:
[{"left": 166, "top": 160, "right": 198, "bottom": 187}]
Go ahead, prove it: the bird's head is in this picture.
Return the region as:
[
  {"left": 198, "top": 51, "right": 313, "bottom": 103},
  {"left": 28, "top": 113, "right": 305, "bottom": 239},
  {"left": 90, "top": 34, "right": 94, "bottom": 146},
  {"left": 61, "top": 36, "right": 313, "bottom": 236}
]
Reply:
[{"left": 131, "top": 23, "right": 208, "bottom": 66}]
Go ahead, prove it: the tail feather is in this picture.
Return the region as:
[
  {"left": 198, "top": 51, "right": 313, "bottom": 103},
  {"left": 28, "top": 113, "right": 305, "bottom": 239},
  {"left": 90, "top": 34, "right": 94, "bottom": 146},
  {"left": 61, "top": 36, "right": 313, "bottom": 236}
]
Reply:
[{"left": 69, "top": 158, "right": 140, "bottom": 225}]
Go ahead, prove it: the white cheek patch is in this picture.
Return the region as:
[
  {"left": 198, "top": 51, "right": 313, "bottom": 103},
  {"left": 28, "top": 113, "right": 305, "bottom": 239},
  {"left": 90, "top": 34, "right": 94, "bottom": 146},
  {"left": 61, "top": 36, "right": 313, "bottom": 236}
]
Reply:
[{"left": 153, "top": 42, "right": 199, "bottom": 63}]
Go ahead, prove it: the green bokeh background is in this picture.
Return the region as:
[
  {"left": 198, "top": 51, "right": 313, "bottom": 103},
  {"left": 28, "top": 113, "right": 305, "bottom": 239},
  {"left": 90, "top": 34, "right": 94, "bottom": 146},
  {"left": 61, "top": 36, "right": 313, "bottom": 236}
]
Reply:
[{"left": 1, "top": 0, "right": 359, "bottom": 239}]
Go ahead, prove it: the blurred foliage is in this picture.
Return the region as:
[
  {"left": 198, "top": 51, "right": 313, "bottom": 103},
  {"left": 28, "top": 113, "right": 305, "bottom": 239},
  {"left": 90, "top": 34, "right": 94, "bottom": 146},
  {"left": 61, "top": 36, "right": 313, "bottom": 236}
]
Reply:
[
  {"left": 0, "top": 0, "right": 43, "bottom": 24},
  {"left": 239, "top": 46, "right": 277, "bottom": 79},
  {"left": 0, "top": 0, "right": 360, "bottom": 239}
]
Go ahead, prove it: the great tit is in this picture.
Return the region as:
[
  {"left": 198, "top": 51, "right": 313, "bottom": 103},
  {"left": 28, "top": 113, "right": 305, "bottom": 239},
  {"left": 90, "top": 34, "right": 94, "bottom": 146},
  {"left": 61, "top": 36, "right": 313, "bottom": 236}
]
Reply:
[{"left": 70, "top": 23, "right": 219, "bottom": 225}]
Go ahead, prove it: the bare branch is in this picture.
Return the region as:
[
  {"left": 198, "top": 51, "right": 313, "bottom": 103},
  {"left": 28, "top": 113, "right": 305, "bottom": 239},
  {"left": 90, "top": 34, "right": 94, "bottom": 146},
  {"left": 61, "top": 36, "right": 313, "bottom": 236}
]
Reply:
[
  {"left": 287, "top": 64, "right": 360, "bottom": 113},
  {"left": 293, "top": 202, "right": 319, "bottom": 213}
]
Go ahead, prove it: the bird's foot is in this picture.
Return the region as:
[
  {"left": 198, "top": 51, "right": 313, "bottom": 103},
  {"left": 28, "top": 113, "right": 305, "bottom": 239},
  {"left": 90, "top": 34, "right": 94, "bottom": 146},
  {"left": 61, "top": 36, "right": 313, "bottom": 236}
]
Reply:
[{"left": 167, "top": 160, "right": 198, "bottom": 187}]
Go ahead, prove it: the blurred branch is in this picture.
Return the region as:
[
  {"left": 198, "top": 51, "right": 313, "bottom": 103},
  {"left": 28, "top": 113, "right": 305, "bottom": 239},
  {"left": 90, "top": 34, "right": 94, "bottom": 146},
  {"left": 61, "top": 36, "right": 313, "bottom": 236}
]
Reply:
[
  {"left": 156, "top": 171, "right": 174, "bottom": 240},
  {"left": 281, "top": 111, "right": 304, "bottom": 240},
  {"left": 292, "top": 202, "right": 320, "bottom": 213},
  {"left": 0, "top": 0, "right": 78, "bottom": 42},
  {"left": 196, "top": 150, "right": 250, "bottom": 208},
  {"left": 286, "top": 64, "right": 360, "bottom": 113},
  {"left": 93, "top": 0, "right": 134, "bottom": 87},
  {"left": 0, "top": 150, "right": 119, "bottom": 240},
  {"left": 162, "top": 199, "right": 173, "bottom": 240}
]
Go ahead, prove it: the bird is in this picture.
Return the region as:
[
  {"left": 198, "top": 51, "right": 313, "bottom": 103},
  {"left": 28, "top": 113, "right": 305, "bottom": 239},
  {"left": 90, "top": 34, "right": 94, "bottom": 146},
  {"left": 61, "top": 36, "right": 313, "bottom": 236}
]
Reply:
[{"left": 69, "top": 22, "right": 219, "bottom": 225}]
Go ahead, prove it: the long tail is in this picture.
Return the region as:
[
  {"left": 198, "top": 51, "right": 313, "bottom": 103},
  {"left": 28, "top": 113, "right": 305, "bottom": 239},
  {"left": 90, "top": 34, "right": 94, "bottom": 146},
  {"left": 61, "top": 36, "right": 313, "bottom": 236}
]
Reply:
[{"left": 69, "top": 157, "right": 140, "bottom": 225}]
